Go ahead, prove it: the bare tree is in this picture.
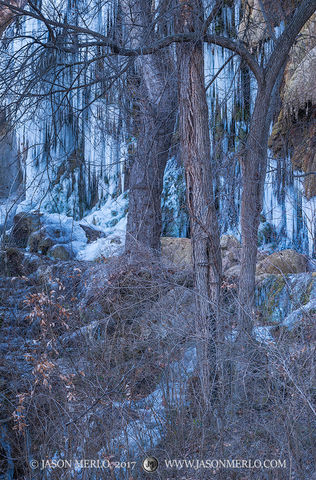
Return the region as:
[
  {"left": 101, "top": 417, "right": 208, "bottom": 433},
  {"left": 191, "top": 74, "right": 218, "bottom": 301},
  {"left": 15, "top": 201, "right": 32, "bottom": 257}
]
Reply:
[
  {"left": 0, "top": 0, "right": 25, "bottom": 38},
  {"left": 122, "top": 0, "right": 178, "bottom": 254},
  {"left": 176, "top": 0, "right": 222, "bottom": 408},
  {"left": 236, "top": 0, "right": 315, "bottom": 333},
  {"left": 0, "top": 0, "right": 315, "bottom": 408}
]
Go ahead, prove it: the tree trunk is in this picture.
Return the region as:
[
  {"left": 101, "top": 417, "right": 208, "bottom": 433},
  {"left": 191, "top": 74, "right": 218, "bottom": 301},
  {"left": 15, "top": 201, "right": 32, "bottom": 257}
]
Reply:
[
  {"left": 235, "top": 0, "right": 316, "bottom": 407},
  {"left": 123, "top": 1, "right": 177, "bottom": 255},
  {"left": 236, "top": 71, "right": 285, "bottom": 405},
  {"left": 176, "top": 0, "right": 222, "bottom": 408},
  {"left": 238, "top": 62, "right": 285, "bottom": 336},
  {"left": 238, "top": 89, "right": 270, "bottom": 337},
  {"left": 125, "top": 85, "right": 175, "bottom": 252},
  {"left": 238, "top": 0, "right": 316, "bottom": 318}
]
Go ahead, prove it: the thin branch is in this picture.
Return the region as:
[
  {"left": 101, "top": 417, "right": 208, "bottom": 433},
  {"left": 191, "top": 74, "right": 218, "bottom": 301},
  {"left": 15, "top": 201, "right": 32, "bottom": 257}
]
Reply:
[
  {"left": 202, "top": 0, "right": 223, "bottom": 35},
  {"left": 205, "top": 53, "right": 236, "bottom": 91},
  {"left": 204, "top": 33, "right": 263, "bottom": 85},
  {"left": 265, "top": 0, "right": 316, "bottom": 89},
  {"left": 293, "top": 172, "right": 316, "bottom": 178},
  {"left": 0, "top": 1, "right": 264, "bottom": 84}
]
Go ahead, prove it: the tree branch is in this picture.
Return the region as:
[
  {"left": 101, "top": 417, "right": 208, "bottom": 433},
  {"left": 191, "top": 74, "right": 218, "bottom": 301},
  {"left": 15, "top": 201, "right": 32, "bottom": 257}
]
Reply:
[
  {"left": 0, "top": 0, "right": 264, "bottom": 83},
  {"left": 204, "top": 33, "right": 263, "bottom": 85},
  {"left": 205, "top": 53, "right": 236, "bottom": 91},
  {"left": 266, "top": 0, "right": 316, "bottom": 89},
  {"left": 202, "top": 0, "right": 223, "bottom": 35},
  {"left": 293, "top": 172, "right": 316, "bottom": 178}
]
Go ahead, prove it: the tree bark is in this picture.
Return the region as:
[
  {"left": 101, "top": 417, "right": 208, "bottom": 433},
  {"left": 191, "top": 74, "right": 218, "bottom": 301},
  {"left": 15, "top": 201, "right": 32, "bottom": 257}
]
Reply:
[
  {"left": 238, "top": 87, "right": 271, "bottom": 337},
  {"left": 125, "top": 53, "right": 177, "bottom": 253},
  {"left": 238, "top": 0, "right": 316, "bottom": 337},
  {"left": 123, "top": 1, "right": 177, "bottom": 254},
  {"left": 236, "top": 0, "right": 316, "bottom": 404},
  {"left": 176, "top": 0, "right": 222, "bottom": 408},
  {"left": 0, "top": 1, "right": 26, "bottom": 38}
]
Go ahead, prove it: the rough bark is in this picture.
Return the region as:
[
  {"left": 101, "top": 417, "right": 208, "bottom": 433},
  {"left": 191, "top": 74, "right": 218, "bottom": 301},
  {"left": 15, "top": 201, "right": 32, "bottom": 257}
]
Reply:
[
  {"left": 123, "top": 1, "right": 177, "bottom": 254},
  {"left": 176, "top": 0, "right": 222, "bottom": 408},
  {"left": 236, "top": 0, "right": 316, "bottom": 404},
  {"left": 125, "top": 54, "right": 177, "bottom": 253},
  {"left": 238, "top": 0, "right": 316, "bottom": 338},
  {"left": 238, "top": 88, "right": 271, "bottom": 337},
  {"left": 0, "top": 0, "right": 26, "bottom": 38}
]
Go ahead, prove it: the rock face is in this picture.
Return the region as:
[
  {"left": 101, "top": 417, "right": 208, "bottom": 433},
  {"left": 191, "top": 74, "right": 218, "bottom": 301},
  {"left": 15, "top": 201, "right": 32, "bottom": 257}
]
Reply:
[
  {"left": 238, "top": 3, "right": 316, "bottom": 200},
  {"left": 238, "top": 0, "right": 299, "bottom": 48},
  {"left": 256, "top": 272, "right": 316, "bottom": 329},
  {"left": 268, "top": 14, "right": 316, "bottom": 199},
  {"left": 256, "top": 249, "right": 308, "bottom": 275}
]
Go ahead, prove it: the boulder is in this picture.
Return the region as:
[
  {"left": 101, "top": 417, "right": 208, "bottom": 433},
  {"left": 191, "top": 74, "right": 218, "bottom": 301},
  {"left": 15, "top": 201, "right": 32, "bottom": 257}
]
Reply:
[
  {"left": 10, "top": 211, "right": 43, "bottom": 248},
  {"left": 0, "top": 247, "right": 43, "bottom": 276},
  {"left": 225, "top": 265, "right": 241, "bottom": 278},
  {"left": 221, "top": 235, "right": 241, "bottom": 273},
  {"left": 161, "top": 237, "right": 192, "bottom": 268},
  {"left": 222, "top": 249, "right": 240, "bottom": 272},
  {"left": 220, "top": 234, "right": 241, "bottom": 251},
  {"left": 257, "top": 272, "right": 316, "bottom": 328},
  {"left": 256, "top": 249, "right": 308, "bottom": 275},
  {"left": 161, "top": 235, "right": 242, "bottom": 270},
  {"left": 47, "top": 244, "right": 73, "bottom": 261},
  {"left": 28, "top": 228, "right": 54, "bottom": 254},
  {"left": 160, "top": 237, "right": 308, "bottom": 278},
  {"left": 79, "top": 224, "right": 105, "bottom": 243}
]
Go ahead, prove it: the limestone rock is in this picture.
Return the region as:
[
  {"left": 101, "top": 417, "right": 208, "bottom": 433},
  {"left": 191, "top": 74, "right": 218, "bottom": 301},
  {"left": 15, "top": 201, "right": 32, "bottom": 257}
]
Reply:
[
  {"left": 47, "top": 244, "right": 74, "bottom": 261},
  {"left": 268, "top": 14, "right": 316, "bottom": 199},
  {"left": 220, "top": 234, "right": 240, "bottom": 251},
  {"left": 221, "top": 235, "right": 241, "bottom": 273},
  {"left": 160, "top": 237, "right": 307, "bottom": 279},
  {"left": 225, "top": 264, "right": 241, "bottom": 278},
  {"left": 28, "top": 228, "right": 54, "bottom": 254},
  {"left": 10, "top": 212, "right": 43, "bottom": 248},
  {"left": 238, "top": 0, "right": 300, "bottom": 48},
  {"left": 161, "top": 235, "right": 242, "bottom": 271},
  {"left": 256, "top": 249, "right": 308, "bottom": 275},
  {"left": 161, "top": 237, "right": 192, "bottom": 268},
  {"left": 79, "top": 224, "right": 105, "bottom": 243},
  {"left": 284, "top": 47, "right": 316, "bottom": 113}
]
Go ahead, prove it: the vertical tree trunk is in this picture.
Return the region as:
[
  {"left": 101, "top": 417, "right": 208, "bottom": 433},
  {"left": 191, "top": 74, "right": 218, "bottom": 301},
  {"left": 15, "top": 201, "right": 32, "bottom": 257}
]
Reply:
[
  {"left": 123, "top": 0, "right": 177, "bottom": 255},
  {"left": 238, "top": 0, "right": 316, "bottom": 339},
  {"left": 238, "top": 65, "right": 285, "bottom": 337},
  {"left": 236, "top": 72, "right": 285, "bottom": 405},
  {"left": 238, "top": 89, "right": 270, "bottom": 338},
  {"left": 176, "top": 0, "right": 222, "bottom": 408},
  {"left": 235, "top": 0, "right": 315, "bottom": 405},
  {"left": 125, "top": 56, "right": 176, "bottom": 253}
]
